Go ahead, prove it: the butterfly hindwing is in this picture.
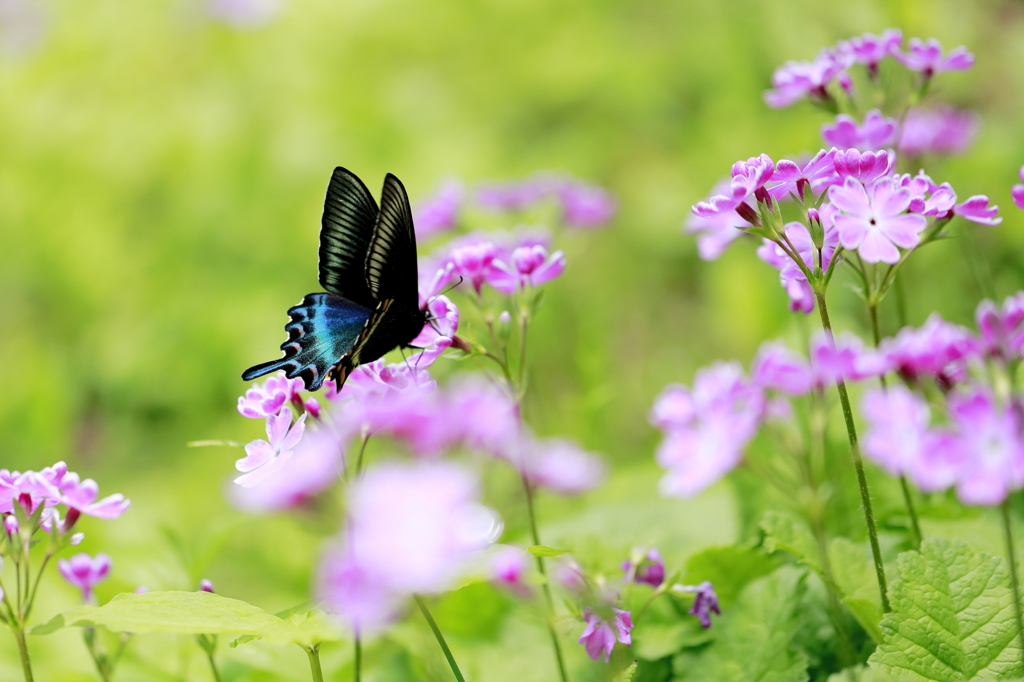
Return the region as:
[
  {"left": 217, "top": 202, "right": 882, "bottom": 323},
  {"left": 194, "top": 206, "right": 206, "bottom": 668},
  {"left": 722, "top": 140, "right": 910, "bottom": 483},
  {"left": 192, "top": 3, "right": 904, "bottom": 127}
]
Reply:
[
  {"left": 319, "top": 167, "right": 379, "bottom": 308},
  {"left": 365, "top": 173, "right": 419, "bottom": 307},
  {"left": 242, "top": 293, "right": 373, "bottom": 391}
]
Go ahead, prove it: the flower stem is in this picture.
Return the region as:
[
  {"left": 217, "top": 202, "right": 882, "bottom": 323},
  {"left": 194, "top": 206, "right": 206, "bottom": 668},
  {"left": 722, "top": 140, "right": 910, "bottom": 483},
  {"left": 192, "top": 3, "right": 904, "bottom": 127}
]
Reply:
[
  {"left": 414, "top": 595, "right": 465, "bottom": 682},
  {"left": 354, "top": 637, "right": 361, "bottom": 682},
  {"left": 815, "top": 291, "right": 891, "bottom": 612},
  {"left": 523, "top": 475, "right": 570, "bottom": 682},
  {"left": 1001, "top": 501, "right": 1024, "bottom": 669},
  {"left": 354, "top": 434, "right": 370, "bottom": 477},
  {"left": 12, "top": 626, "right": 34, "bottom": 682},
  {"left": 306, "top": 645, "right": 324, "bottom": 682},
  {"left": 205, "top": 649, "right": 222, "bottom": 682}
]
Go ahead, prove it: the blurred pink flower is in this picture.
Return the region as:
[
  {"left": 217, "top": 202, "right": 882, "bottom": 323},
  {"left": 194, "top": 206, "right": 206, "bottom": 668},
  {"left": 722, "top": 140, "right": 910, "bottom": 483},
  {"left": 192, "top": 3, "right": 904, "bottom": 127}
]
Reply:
[
  {"left": 414, "top": 180, "right": 463, "bottom": 240},
  {"left": 752, "top": 341, "right": 813, "bottom": 396},
  {"left": 59, "top": 553, "right": 111, "bottom": 603},
  {"left": 557, "top": 180, "right": 616, "bottom": 228},
  {"left": 448, "top": 376, "right": 521, "bottom": 456},
  {"left": 895, "top": 38, "right": 974, "bottom": 78},
  {"left": 898, "top": 107, "right": 977, "bottom": 157},
  {"left": 237, "top": 374, "right": 304, "bottom": 419},
  {"left": 235, "top": 407, "right": 307, "bottom": 487},
  {"left": 880, "top": 313, "right": 979, "bottom": 387},
  {"left": 207, "top": 0, "right": 280, "bottom": 28},
  {"left": 764, "top": 47, "right": 852, "bottom": 108},
  {"left": 200, "top": 579, "right": 215, "bottom": 592},
  {"left": 942, "top": 390, "right": 1024, "bottom": 506},
  {"left": 622, "top": 547, "right": 665, "bottom": 588},
  {"left": 490, "top": 545, "right": 531, "bottom": 597},
  {"left": 686, "top": 181, "right": 751, "bottom": 260},
  {"left": 976, "top": 292, "right": 1024, "bottom": 361},
  {"left": 810, "top": 330, "right": 886, "bottom": 385},
  {"left": 579, "top": 608, "right": 633, "bottom": 663},
  {"left": 822, "top": 110, "right": 898, "bottom": 151},
  {"left": 849, "top": 29, "right": 903, "bottom": 75},
  {"left": 862, "top": 386, "right": 950, "bottom": 489},
  {"left": 477, "top": 175, "right": 553, "bottom": 211},
  {"left": 1013, "top": 167, "right": 1024, "bottom": 211},
  {"left": 507, "top": 437, "right": 606, "bottom": 496},
  {"left": 675, "top": 581, "right": 720, "bottom": 628}
]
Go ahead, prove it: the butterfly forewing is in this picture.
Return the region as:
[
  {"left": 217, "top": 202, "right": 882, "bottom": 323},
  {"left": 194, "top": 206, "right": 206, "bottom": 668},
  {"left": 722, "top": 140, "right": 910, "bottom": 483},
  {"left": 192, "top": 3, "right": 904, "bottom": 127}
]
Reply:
[
  {"left": 365, "top": 174, "right": 419, "bottom": 307},
  {"left": 319, "top": 167, "right": 379, "bottom": 308}
]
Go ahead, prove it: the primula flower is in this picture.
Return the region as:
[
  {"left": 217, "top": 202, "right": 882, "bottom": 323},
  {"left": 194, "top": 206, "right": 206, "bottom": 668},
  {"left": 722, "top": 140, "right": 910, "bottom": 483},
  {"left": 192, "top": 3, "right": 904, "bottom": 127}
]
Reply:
[
  {"left": 976, "top": 292, "right": 1024, "bottom": 360},
  {"left": 489, "top": 545, "right": 531, "bottom": 597},
  {"left": 237, "top": 374, "right": 305, "bottom": 419},
  {"left": 898, "top": 107, "right": 978, "bottom": 157},
  {"left": 828, "top": 176, "right": 926, "bottom": 263},
  {"left": 477, "top": 175, "right": 553, "bottom": 211},
  {"left": 832, "top": 149, "right": 896, "bottom": 184},
  {"left": 768, "top": 149, "right": 840, "bottom": 202},
  {"left": 557, "top": 179, "right": 616, "bottom": 228},
  {"left": 755, "top": 217, "right": 839, "bottom": 314},
  {"left": 895, "top": 37, "right": 975, "bottom": 78},
  {"left": 235, "top": 407, "right": 307, "bottom": 487},
  {"left": 448, "top": 241, "right": 500, "bottom": 293},
  {"left": 622, "top": 547, "right": 665, "bottom": 588},
  {"left": 810, "top": 330, "right": 886, "bottom": 385},
  {"left": 952, "top": 195, "right": 1001, "bottom": 226},
  {"left": 941, "top": 390, "right": 1024, "bottom": 505},
  {"left": 822, "top": 110, "right": 898, "bottom": 151},
  {"left": 674, "top": 581, "right": 721, "bottom": 628},
  {"left": 764, "top": 47, "right": 852, "bottom": 108},
  {"left": 488, "top": 245, "right": 567, "bottom": 293},
  {"left": 506, "top": 437, "right": 606, "bottom": 496},
  {"left": 418, "top": 260, "right": 455, "bottom": 306},
  {"left": 578, "top": 607, "right": 633, "bottom": 663},
  {"left": 414, "top": 179, "right": 462, "bottom": 240},
  {"left": 752, "top": 341, "right": 813, "bottom": 396},
  {"left": 862, "top": 386, "right": 951, "bottom": 489},
  {"left": 59, "top": 552, "right": 111, "bottom": 603},
  {"left": 1013, "top": 167, "right": 1024, "bottom": 211},
  {"left": 880, "top": 313, "right": 979, "bottom": 387},
  {"left": 448, "top": 376, "right": 521, "bottom": 457},
  {"left": 58, "top": 473, "right": 130, "bottom": 528},
  {"left": 411, "top": 295, "right": 459, "bottom": 348},
  {"left": 686, "top": 180, "right": 751, "bottom": 260},
  {"left": 849, "top": 29, "right": 903, "bottom": 76},
  {"left": 692, "top": 154, "right": 774, "bottom": 224}
]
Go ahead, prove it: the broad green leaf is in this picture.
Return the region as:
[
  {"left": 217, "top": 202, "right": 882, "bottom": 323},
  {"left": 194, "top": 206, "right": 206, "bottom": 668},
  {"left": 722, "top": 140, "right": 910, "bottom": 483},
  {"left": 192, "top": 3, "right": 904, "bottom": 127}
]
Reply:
[
  {"left": 683, "top": 544, "right": 779, "bottom": 606},
  {"left": 679, "top": 566, "right": 810, "bottom": 682},
  {"left": 868, "top": 538, "right": 1024, "bottom": 680},
  {"left": 31, "top": 591, "right": 343, "bottom": 648},
  {"left": 843, "top": 598, "right": 883, "bottom": 645},
  {"left": 527, "top": 545, "right": 572, "bottom": 557},
  {"left": 634, "top": 620, "right": 713, "bottom": 660},
  {"left": 761, "top": 511, "right": 821, "bottom": 573}
]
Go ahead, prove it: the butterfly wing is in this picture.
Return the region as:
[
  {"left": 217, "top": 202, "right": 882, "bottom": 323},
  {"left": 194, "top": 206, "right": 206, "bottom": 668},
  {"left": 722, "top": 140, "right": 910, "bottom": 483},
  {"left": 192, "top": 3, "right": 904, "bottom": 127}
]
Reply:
[
  {"left": 364, "top": 173, "right": 420, "bottom": 309},
  {"left": 319, "top": 167, "right": 379, "bottom": 308},
  {"left": 242, "top": 293, "right": 373, "bottom": 391}
]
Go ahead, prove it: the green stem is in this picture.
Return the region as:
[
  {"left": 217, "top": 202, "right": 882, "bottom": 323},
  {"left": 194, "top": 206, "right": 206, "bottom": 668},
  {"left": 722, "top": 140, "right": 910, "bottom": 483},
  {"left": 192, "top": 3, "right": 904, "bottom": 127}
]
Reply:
[
  {"left": 354, "top": 434, "right": 370, "bottom": 477},
  {"left": 523, "top": 476, "right": 570, "bottom": 682},
  {"left": 12, "top": 626, "right": 34, "bottom": 682},
  {"left": 815, "top": 291, "right": 891, "bottom": 612},
  {"left": 354, "top": 637, "right": 361, "bottom": 682},
  {"left": 414, "top": 596, "right": 465, "bottom": 682},
  {"left": 306, "top": 645, "right": 324, "bottom": 682},
  {"left": 1001, "top": 501, "right": 1024, "bottom": 669}
]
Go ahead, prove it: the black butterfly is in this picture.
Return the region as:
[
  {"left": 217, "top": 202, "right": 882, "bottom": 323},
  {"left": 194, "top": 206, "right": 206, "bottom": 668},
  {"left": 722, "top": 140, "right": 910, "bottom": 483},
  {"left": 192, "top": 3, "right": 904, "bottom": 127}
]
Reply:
[{"left": 242, "top": 167, "right": 427, "bottom": 392}]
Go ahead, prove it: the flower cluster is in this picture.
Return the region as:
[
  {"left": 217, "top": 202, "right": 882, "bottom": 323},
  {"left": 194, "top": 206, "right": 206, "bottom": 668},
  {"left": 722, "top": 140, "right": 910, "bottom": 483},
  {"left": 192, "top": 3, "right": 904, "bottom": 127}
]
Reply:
[
  {"left": 477, "top": 172, "right": 617, "bottom": 229},
  {"left": 424, "top": 230, "right": 567, "bottom": 296},
  {"left": 820, "top": 107, "right": 977, "bottom": 157},
  {"left": 317, "top": 462, "right": 500, "bottom": 634}
]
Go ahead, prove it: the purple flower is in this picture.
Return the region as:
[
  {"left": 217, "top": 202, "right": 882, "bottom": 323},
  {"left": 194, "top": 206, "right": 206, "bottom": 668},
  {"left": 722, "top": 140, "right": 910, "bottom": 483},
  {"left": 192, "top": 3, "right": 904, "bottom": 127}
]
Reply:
[
  {"left": 237, "top": 374, "right": 304, "bottom": 419},
  {"left": 692, "top": 155, "right": 774, "bottom": 223},
  {"left": 686, "top": 180, "right": 752, "bottom": 260},
  {"left": 832, "top": 149, "right": 896, "bottom": 184},
  {"left": 235, "top": 407, "right": 307, "bottom": 487},
  {"left": 318, "top": 462, "right": 499, "bottom": 634},
  {"left": 768, "top": 149, "right": 840, "bottom": 202},
  {"left": 58, "top": 474, "right": 130, "bottom": 528},
  {"left": 578, "top": 608, "right": 633, "bottom": 663},
  {"left": 200, "top": 579, "right": 215, "bottom": 593},
  {"left": 755, "top": 217, "right": 838, "bottom": 314},
  {"left": 448, "top": 241, "right": 500, "bottom": 293},
  {"left": 752, "top": 341, "right": 813, "bottom": 396},
  {"left": 849, "top": 29, "right": 903, "bottom": 75},
  {"left": 652, "top": 363, "right": 765, "bottom": 498},
  {"left": 809, "top": 330, "right": 886, "bottom": 385},
  {"left": 880, "top": 313, "right": 979, "bottom": 387},
  {"left": 828, "top": 177, "right": 926, "bottom": 263},
  {"left": 674, "top": 581, "right": 721, "bottom": 628},
  {"left": 557, "top": 180, "right": 616, "bottom": 228},
  {"left": 507, "top": 437, "right": 606, "bottom": 496},
  {"left": 942, "top": 390, "right": 1024, "bottom": 506},
  {"left": 953, "top": 195, "right": 1001, "bottom": 226},
  {"left": 1013, "top": 167, "right": 1024, "bottom": 211},
  {"left": 863, "top": 387, "right": 943, "bottom": 484},
  {"left": 622, "top": 547, "right": 665, "bottom": 588},
  {"left": 976, "top": 292, "right": 1024, "bottom": 360},
  {"left": 898, "top": 107, "right": 978, "bottom": 157},
  {"left": 490, "top": 545, "right": 531, "bottom": 597},
  {"left": 59, "top": 553, "right": 111, "bottom": 603},
  {"left": 477, "top": 175, "right": 553, "bottom": 211},
  {"left": 419, "top": 260, "right": 455, "bottom": 306},
  {"left": 448, "top": 376, "right": 521, "bottom": 457},
  {"left": 895, "top": 37, "right": 975, "bottom": 78},
  {"left": 411, "top": 295, "right": 459, "bottom": 349},
  {"left": 414, "top": 180, "right": 463, "bottom": 240},
  {"left": 822, "top": 110, "right": 898, "bottom": 151},
  {"left": 764, "top": 47, "right": 852, "bottom": 108},
  {"left": 487, "top": 245, "right": 567, "bottom": 293}
]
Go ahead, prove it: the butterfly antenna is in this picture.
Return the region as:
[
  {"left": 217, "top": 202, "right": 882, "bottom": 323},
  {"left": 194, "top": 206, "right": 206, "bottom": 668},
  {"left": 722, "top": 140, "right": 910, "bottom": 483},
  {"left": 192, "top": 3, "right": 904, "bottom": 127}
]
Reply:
[{"left": 425, "top": 276, "right": 465, "bottom": 307}]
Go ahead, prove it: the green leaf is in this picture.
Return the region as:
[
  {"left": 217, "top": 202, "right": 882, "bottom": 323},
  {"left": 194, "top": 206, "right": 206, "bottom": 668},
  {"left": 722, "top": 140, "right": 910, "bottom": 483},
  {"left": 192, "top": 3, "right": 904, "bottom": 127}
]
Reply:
[
  {"left": 634, "top": 620, "right": 713, "bottom": 660},
  {"left": 679, "top": 566, "right": 810, "bottom": 682},
  {"left": 527, "top": 545, "right": 572, "bottom": 557},
  {"left": 868, "top": 538, "right": 1024, "bottom": 680},
  {"left": 843, "top": 598, "right": 883, "bottom": 645},
  {"left": 431, "top": 582, "right": 510, "bottom": 641},
  {"left": 761, "top": 511, "right": 821, "bottom": 573},
  {"left": 30, "top": 591, "right": 343, "bottom": 648},
  {"left": 683, "top": 544, "right": 779, "bottom": 606}
]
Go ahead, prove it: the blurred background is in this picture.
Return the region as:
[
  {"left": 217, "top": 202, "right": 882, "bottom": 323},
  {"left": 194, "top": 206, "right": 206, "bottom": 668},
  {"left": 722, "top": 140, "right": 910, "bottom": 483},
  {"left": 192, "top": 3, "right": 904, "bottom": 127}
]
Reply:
[{"left": 2, "top": 0, "right": 1024, "bottom": 678}]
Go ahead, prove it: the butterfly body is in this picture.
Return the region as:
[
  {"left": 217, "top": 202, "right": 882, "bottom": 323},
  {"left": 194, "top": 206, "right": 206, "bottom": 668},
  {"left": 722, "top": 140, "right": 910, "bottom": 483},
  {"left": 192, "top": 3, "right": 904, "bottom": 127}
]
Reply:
[{"left": 242, "top": 168, "right": 425, "bottom": 392}]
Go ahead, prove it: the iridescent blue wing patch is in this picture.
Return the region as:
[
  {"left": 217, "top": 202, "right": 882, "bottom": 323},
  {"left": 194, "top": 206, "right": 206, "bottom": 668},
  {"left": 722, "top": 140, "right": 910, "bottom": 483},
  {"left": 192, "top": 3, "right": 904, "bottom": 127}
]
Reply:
[{"left": 242, "top": 293, "right": 372, "bottom": 391}]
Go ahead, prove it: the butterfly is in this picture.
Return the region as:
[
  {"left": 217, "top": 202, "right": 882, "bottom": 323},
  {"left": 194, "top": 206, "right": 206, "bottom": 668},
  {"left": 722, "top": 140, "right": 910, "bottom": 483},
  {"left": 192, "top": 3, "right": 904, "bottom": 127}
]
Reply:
[{"left": 242, "top": 167, "right": 428, "bottom": 392}]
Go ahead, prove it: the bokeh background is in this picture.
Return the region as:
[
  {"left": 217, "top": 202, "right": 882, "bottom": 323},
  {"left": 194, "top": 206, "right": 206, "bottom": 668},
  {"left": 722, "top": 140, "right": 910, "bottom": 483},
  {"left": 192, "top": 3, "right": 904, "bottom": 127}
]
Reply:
[{"left": 3, "top": 0, "right": 1024, "bottom": 678}]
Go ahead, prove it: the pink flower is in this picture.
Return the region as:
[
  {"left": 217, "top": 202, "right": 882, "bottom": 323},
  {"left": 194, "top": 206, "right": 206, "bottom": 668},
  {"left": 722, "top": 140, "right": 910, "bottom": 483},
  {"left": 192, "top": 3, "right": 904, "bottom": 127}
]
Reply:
[
  {"left": 230, "top": 426, "right": 345, "bottom": 512},
  {"left": 976, "top": 292, "right": 1024, "bottom": 360},
  {"left": 768, "top": 149, "right": 840, "bottom": 202},
  {"left": 237, "top": 374, "right": 304, "bottom": 419},
  {"left": 200, "top": 579, "right": 215, "bottom": 592},
  {"left": 59, "top": 552, "right": 111, "bottom": 603},
  {"left": 764, "top": 47, "right": 852, "bottom": 108},
  {"left": 828, "top": 177, "right": 926, "bottom": 263},
  {"left": 692, "top": 155, "right": 774, "bottom": 222},
  {"left": 235, "top": 407, "right": 307, "bottom": 487},
  {"left": 755, "top": 218, "right": 838, "bottom": 314},
  {"left": 942, "top": 390, "right": 1024, "bottom": 506},
  {"left": 579, "top": 608, "right": 633, "bottom": 663},
  {"left": 411, "top": 295, "right": 459, "bottom": 348},
  {"left": 477, "top": 175, "right": 553, "bottom": 211},
  {"left": 1013, "top": 167, "right": 1024, "bottom": 211},
  {"left": 507, "top": 437, "right": 606, "bottom": 496},
  {"left": 895, "top": 37, "right": 975, "bottom": 78},
  {"left": 318, "top": 462, "right": 500, "bottom": 634},
  {"left": 58, "top": 474, "right": 130, "bottom": 528},
  {"left": 448, "top": 241, "right": 500, "bottom": 293},
  {"left": 448, "top": 376, "right": 521, "bottom": 457},
  {"left": 849, "top": 29, "right": 903, "bottom": 74},
  {"left": 622, "top": 547, "right": 665, "bottom": 588},
  {"left": 414, "top": 180, "right": 462, "bottom": 240},
  {"left": 898, "top": 107, "right": 977, "bottom": 157},
  {"left": 752, "top": 341, "right": 813, "bottom": 396},
  {"left": 490, "top": 545, "right": 531, "bottom": 597},
  {"left": 810, "top": 330, "right": 886, "bottom": 385},
  {"left": 953, "top": 195, "right": 1001, "bottom": 226},
  {"left": 488, "top": 245, "right": 567, "bottom": 293},
  {"left": 675, "top": 581, "right": 721, "bottom": 628},
  {"left": 862, "top": 387, "right": 944, "bottom": 486},
  {"left": 822, "top": 110, "right": 898, "bottom": 151},
  {"left": 880, "top": 313, "right": 979, "bottom": 387},
  {"left": 686, "top": 180, "right": 751, "bottom": 260},
  {"left": 832, "top": 149, "right": 896, "bottom": 184},
  {"left": 418, "top": 260, "right": 455, "bottom": 306},
  {"left": 557, "top": 180, "right": 616, "bottom": 228}
]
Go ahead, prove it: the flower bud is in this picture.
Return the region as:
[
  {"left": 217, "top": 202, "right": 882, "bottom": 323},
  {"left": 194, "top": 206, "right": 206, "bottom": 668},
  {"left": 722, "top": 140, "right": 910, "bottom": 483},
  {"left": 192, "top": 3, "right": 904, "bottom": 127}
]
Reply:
[
  {"left": 200, "top": 579, "right": 215, "bottom": 593},
  {"left": 807, "top": 208, "right": 825, "bottom": 250}
]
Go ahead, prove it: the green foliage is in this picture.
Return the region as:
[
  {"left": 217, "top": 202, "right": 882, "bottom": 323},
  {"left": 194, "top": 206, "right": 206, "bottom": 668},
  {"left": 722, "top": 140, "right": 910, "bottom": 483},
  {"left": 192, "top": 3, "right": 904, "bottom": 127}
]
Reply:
[
  {"left": 682, "top": 544, "right": 778, "bottom": 606},
  {"left": 869, "top": 538, "right": 1024, "bottom": 681},
  {"left": 527, "top": 545, "right": 573, "bottom": 558},
  {"left": 431, "top": 582, "right": 510, "bottom": 641}
]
